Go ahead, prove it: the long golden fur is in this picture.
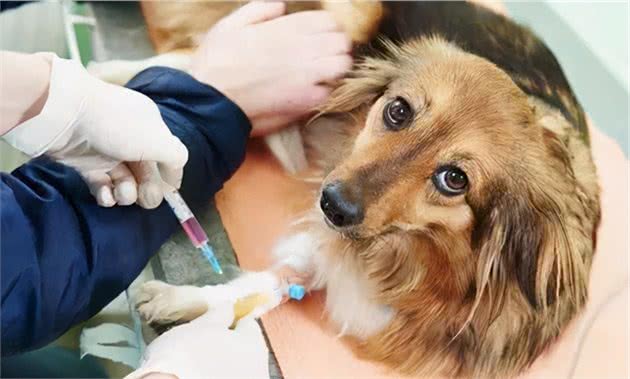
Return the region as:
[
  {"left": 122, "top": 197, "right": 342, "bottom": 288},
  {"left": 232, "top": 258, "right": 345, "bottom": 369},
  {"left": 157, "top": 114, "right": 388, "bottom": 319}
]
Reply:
[
  {"left": 139, "top": 2, "right": 600, "bottom": 377},
  {"left": 300, "top": 37, "right": 600, "bottom": 377}
]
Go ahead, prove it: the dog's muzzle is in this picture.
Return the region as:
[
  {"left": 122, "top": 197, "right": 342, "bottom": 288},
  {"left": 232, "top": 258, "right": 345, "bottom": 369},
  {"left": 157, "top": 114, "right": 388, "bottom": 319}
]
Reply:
[{"left": 320, "top": 182, "right": 364, "bottom": 228}]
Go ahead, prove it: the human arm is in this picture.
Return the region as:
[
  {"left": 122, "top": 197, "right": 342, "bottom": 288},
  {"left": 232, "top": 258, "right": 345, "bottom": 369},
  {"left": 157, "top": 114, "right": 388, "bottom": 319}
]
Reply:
[
  {"left": 0, "top": 51, "right": 51, "bottom": 134},
  {"left": 0, "top": 67, "right": 250, "bottom": 356}
]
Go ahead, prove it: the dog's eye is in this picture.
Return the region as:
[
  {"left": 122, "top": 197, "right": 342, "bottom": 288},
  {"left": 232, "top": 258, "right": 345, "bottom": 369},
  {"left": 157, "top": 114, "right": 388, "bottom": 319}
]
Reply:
[
  {"left": 383, "top": 97, "right": 413, "bottom": 130},
  {"left": 433, "top": 166, "right": 468, "bottom": 196}
]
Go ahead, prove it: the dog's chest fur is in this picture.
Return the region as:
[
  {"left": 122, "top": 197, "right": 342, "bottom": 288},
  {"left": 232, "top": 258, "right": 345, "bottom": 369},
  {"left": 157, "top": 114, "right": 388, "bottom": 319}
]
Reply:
[
  {"left": 274, "top": 226, "right": 393, "bottom": 339},
  {"left": 320, "top": 253, "right": 394, "bottom": 338}
]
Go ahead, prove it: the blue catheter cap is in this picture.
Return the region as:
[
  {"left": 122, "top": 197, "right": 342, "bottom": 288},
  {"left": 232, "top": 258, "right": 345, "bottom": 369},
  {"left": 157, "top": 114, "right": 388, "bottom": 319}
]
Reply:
[{"left": 288, "top": 284, "right": 306, "bottom": 301}]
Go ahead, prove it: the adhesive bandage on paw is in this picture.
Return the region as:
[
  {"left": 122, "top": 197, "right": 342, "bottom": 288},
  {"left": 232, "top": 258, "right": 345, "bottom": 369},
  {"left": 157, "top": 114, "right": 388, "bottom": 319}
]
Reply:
[{"left": 230, "top": 283, "right": 306, "bottom": 328}]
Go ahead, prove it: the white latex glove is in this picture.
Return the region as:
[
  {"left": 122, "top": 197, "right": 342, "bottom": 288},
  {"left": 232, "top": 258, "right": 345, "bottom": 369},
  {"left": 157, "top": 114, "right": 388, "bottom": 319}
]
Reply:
[
  {"left": 126, "top": 289, "right": 270, "bottom": 379},
  {"left": 191, "top": 1, "right": 353, "bottom": 136},
  {"left": 3, "top": 54, "right": 188, "bottom": 209}
]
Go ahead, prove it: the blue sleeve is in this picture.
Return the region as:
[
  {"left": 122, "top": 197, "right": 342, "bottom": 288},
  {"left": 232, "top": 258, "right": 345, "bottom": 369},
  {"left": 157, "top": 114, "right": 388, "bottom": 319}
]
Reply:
[
  {"left": 0, "top": 1, "right": 31, "bottom": 12},
  {"left": 0, "top": 67, "right": 251, "bottom": 356}
]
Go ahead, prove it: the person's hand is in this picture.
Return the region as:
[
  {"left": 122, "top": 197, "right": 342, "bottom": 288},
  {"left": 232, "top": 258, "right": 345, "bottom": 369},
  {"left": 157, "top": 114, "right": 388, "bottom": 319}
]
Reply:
[
  {"left": 4, "top": 54, "right": 188, "bottom": 209},
  {"left": 125, "top": 286, "right": 270, "bottom": 379},
  {"left": 190, "top": 1, "right": 353, "bottom": 136}
]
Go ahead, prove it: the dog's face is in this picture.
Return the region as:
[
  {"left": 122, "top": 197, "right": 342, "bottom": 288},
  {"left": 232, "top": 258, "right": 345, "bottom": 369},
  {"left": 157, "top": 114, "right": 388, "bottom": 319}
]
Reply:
[
  {"left": 320, "top": 39, "right": 532, "bottom": 239},
  {"left": 317, "top": 38, "right": 596, "bottom": 309}
]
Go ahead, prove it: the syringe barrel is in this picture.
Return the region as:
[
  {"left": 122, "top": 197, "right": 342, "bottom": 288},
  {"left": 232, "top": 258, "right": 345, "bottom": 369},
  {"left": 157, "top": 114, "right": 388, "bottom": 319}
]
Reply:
[
  {"left": 164, "top": 190, "right": 193, "bottom": 223},
  {"left": 181, "top": 217, "right": 209, "bottom": 247},
  {"left": 164, "top": 190, "right": 209, "bottom": 247}
]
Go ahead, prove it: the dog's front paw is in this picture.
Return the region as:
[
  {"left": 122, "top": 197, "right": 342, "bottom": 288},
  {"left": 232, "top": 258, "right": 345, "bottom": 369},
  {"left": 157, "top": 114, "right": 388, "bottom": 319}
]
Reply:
[{"left": 135, "top": 280, "right": 208, "bottom": 325}]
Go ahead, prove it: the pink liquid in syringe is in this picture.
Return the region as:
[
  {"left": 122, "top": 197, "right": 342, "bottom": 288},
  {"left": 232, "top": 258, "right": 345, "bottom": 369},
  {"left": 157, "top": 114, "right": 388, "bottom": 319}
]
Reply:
[{"left": 180, "top": 217, "right": 208, "bottom": 247}]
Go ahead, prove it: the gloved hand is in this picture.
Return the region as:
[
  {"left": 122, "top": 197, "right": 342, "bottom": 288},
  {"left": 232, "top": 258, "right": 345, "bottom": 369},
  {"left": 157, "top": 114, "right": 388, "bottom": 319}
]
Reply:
[
  {"left": 126, "top": 288, "right": 270, "bottom": 379},
  {"left": 190, "top": 1, "right": 353, "bottom": 136},
  {"left": 4, "top": 54, "right": 188, "bottom": 209}
]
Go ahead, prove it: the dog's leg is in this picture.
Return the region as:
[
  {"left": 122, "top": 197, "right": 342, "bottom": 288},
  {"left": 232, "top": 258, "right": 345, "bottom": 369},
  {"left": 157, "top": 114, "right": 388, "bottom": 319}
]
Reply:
[
  {"left": 135, "top": 272, "right": 287, "bottom": 327},
  {"left": 216, "top": 229, "right": 326, "bottom": 318},
  {"left": 271, "top": 229, "right": 327, "bottom": 290},
  {"left": 135, "top": 229, "right": 323, "bottom": 326},
  {"left": 264, "top": 124, "right": 308, "bottom": 174},
  {"left": 87, "top": 52, "right": 192, "bottom": 86},
  {"left": 214, "top": 230, "right": 325, "bottom": 319},
  {"left": 135, "top": 280, "right": 209, "bottom": 325}
]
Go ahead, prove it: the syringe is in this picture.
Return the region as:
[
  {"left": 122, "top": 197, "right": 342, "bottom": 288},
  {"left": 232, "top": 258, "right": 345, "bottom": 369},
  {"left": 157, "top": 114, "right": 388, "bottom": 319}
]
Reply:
[{"left": 163, "top": 190, "right": 223, "bottom": 275}]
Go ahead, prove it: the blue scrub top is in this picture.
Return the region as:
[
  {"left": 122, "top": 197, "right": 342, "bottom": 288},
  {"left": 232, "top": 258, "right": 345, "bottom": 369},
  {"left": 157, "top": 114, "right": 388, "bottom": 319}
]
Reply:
[{"left": 0, "top": 67, "right": 251, "bottom": 356}]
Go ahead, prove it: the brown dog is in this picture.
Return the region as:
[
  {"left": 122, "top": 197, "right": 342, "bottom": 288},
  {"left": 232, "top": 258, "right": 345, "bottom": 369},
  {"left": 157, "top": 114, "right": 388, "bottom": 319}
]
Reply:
[{"left": 133, "top": 2, "right": 600, "bottom": 378}]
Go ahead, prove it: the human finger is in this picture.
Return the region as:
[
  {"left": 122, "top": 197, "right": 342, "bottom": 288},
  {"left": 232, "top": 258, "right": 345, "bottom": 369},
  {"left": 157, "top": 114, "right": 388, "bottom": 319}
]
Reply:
[
  {"left": 158, "top": 163, "right": 184, "bottom": 191},
  {"left": 108, "top": 163, "right": 138, "bottom": 206},
  {"left": 222, "top": 1, "right": 286, "bottom": 28},
  {"left": 82, "top": 170, "right": 116, "bottom": 207},
  {"left": 306, "top": 32, "right": 352, "bottom": 57},
  {"left": 135, "top": 132, "right": 189, "bottom": 179},
  {"left": 265, "top": 10, "right": 340, "bottom": 35},
  {"left": 128, "top": 161, "right": 164, "bottom": 209},
  {"left": 307, "top": 54, "right": 352, "bottom": 83}
]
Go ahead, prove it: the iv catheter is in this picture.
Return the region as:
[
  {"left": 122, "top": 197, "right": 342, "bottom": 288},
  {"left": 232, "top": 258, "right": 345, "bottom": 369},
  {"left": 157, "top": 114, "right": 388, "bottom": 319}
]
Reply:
[{"left": 163, "top": 190, "right": 223, "bottom": 275}]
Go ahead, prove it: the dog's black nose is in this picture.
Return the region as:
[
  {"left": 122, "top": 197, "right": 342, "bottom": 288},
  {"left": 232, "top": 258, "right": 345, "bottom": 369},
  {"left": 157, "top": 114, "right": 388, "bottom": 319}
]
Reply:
[{"left": 320, "top": 182, "right": 364, "bottom": 227}]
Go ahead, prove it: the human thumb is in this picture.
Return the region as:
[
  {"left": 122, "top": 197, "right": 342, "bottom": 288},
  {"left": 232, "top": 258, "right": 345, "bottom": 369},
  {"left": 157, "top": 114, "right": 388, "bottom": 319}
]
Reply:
[{"left": 140, "top": 132, "right": 188, "bottom": 189}]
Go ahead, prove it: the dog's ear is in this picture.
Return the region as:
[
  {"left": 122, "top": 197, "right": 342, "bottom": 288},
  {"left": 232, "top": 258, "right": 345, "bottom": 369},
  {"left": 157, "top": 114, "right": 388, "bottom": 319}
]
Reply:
[
  {"left": 472, "top": 193, "right": 562, "bottom": 311},
  {"left": 316, "top": 54, "right": 398, "bottom": 117},
  {"left": 471, "top": 134, "right": 593, "bottom": 314},
  {"left": 303, "top": 54, "right": 398, "bottom": 172}
]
